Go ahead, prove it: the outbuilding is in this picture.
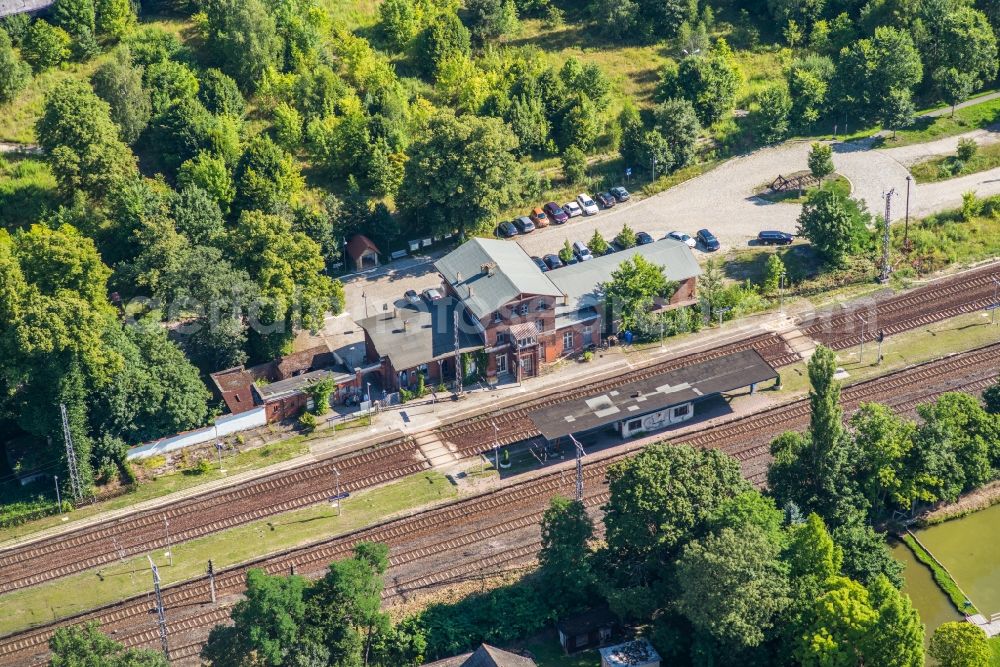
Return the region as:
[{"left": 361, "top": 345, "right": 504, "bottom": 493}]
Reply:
[{"left": 346, "top": 234, "right": 380, "bottom": 271}]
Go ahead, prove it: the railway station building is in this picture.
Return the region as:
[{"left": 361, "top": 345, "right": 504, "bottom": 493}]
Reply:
[
  {"left": 528, "top": 349, "right": 778, "bottom": 441},
  {"left": 357, "top": 237, "right": 701, "bottom": 391}
]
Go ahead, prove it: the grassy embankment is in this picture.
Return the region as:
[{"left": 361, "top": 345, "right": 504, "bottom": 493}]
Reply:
[
  {"left": 901, "top": 533, "right": 979, "bottom": 616},
  {"left": 910, "top": 140, "right": 1000, "bottom": 183},
  {"left": 0, "top": 470, "right": 456, "bottom": 636}
]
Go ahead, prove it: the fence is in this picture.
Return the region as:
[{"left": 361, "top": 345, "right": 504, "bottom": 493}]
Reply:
[{"left": 126, "top": 407, "right": 267, "bottom": 460}]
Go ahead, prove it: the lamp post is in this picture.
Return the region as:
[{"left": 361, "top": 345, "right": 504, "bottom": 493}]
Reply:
[
  {"left": 991, "top": 278, "right": 1000, "bottom": 326},
  {"left": 54, "top": 475, "right": 61, "bottom": 513},
  {"left": 331, "top": 466, "right": 341, "bottom": 516},
  {"left": 903, "top": 175, "right": 912, "bottom": 252},
  {"left": 493, "top": 422, "right": 500, "bottom": 472},
  {"left": 163, "top": 516, "right": 172, "bottom": 567},
  {"left": 857, "top": 314, "right": 868, "bottom": 363},
  {"left": 366, "top": 382, "right": 372, "bottom": 426}
]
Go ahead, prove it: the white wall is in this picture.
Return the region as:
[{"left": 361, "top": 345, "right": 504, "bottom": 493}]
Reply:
[{"left": 126, "top": 407, "right": 267, "bottom": 460}]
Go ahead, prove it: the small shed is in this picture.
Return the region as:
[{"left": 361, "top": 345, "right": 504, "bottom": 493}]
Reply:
[
  {"left": 346, "top": 234, "right": 380, "bottom": 271},
  {"left": 599, "top": 639, "right": 661, "bottom": 667},
  {"left": 556, "top": 607, "right": 618, "bottom": 654}
]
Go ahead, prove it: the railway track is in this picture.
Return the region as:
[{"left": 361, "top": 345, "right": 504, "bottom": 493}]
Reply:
[{"left": 3, "top": 341, "right": 997, "bottom": 666}]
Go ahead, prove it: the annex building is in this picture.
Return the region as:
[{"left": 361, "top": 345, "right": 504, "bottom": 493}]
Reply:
[{"left": 357, "top": 237, "right": 701, "bottom": 391}]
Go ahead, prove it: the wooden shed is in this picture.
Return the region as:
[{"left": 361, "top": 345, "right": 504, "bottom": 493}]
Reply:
[{"left": 346, "top": 234, "right": 380, "bottom": 271}]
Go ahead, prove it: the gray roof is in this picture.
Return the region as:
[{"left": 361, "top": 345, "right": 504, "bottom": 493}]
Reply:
[
  {"left": 529, "top": 349, "right": 778, "bottom": 440},
  {"left": 357, "top": 296, "right": 484, "bottom": 371},
  {"left": 435, "top": 238, "right": 561, "bottom": 320},
  {"left": 548, "top": 238, "right": 701, "bottom": 314},
  {"left": 254, "top": 368, "right": 354, "bottom": 403},
  {"left": 463, "top": 645, "right": 537, "bottom": 667},
  {"left": 599, "top": 639, "right": 661, "bottom": 667},
  {"left": 0, "top": 0, "right": 52, "bottom": 17}
]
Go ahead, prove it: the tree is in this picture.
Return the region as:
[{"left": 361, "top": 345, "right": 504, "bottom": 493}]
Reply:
[
  {"left": 539, "top": 496, "right": 595, "bottom": 613},
  {"left": 832, "top": 26, "right": 922, "bottom": 126},
  {"left": 54, "top": 0, "right": 96, "bottom": 37},
  {"left": 0, "top": 28, "right": 30, "bottom": 105},
  {"left": 929, "top": 622, "right": 991, "bottom": 667},
  {"left": 233, "top": 135, "right": 304, "bottom": 215},
  {"left": 653, "top": 98, "right": 700, "bottom": 169},
  {"left": 848, "top": 403, "right": 917, "bottom": 519},
  {"left": 588, "top": 230, "right": 608, "bottom": 256},
  {"left": 91, "top": 50, "right": 151, "bottom": 145},
  {"left": 562, "top": 146, "right": 587, "bottom": 184},
  {"left": 558, "top": 238, "right": 574, "bottom": 263},
  {"left": 466, "top": 0, "right": 519, "bottom": 44},
  {"left": 864, "top": 575, "right": 924, "bottom": 667},
  {"left": 614, "top": 224, "right": 637, "bottom": 249},
  {"left": 957, "top": 138, "right": 978, "bottom": 163},
  {"left": 796, "top": 188, "right": 869, "bottom": 267},
  {"left": 602, "top": 254, "right": 673, "bottom": 331},
  {"left": 397, "top": 112, "right": 523, "bottom": 238},
  {"left": 202, "top": 568, "right": 310, "bottom": 666},
  {"left": 640, "top": 129, "right": 674, "bottom": 177},
  {"left": 920, "top": 7, "right": 997, "bottom": 101},
  {"left": 657, "top": 47, "right": 740, "bottom": 126},
  {"left": 937, "top": 67, "right": 975, "bottom": 117},
  {"left": 763, "top": 253, "right": 786, "bottom": 296},
  {"left": 36, "top": 79, "right": 137, "bottom": 199},
  {"left": 200, "top": 0, "right": 282, "bottom": 91},
  {"left": 618, "top": 102, "right": 645, "bottom": 167},
  {"left": 676, "top": 526, "right": 790, "bottom": 654},
  {"left": 559, "top": 94, "right": 601, "bottom": 151},
  {"left": 507, "top": 95, "right": 550, "bottom": 155},
  {"left": 306, "top": 377, "right": 335, "bottom": 414},
  {"left": 750, "top": 85, "right": 791, "bottom": 144},
  {"left": 178, "top": 151, "right": 235, "bottom": 213},
  {"left": 787, "top": 56, "right": 833, "bottom": 131},
  {"left": 22, "top": 20, "right": 72, "bottom": 72},
  {"left": 144, "top": 97, "right": 213, "bottom": 175},
  {"left": 417, "top": 10, "right": 470, "bottom": 77},
  {"left": 95, "top": 0, "right": 135, "bottom": 40},
  {"left": 882, "top": 87, "right": 916, "bottom": 138},
  {"left": 917, "top": 393, "right": 997, "bottom": 492},
  {"left": 145, "top": 59, "right": 200, "bottom": 114},
  {"left": 984, "top": 378, "right": 1000, "bottom": 414},
  {"left": 807, "top": 142, "right": 834, "bottom": 180},
  {"left": 832, "top": 521, "right": 904, "bottom": 588},
  {"left": 50, "top": 622, "right": 168, "bottom": 667},
  {"left": 198, "top": 69, "right": 246, "bottom": 118},
  {"left": 273, "top": 102, "right": 303, "bottom": 149},
  {"left": 379, "top": 0, "right": 419, "bottom": 51}
]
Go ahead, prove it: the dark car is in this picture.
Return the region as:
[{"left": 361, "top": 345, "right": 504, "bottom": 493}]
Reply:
[
  {"left": 496, "top": 220, "right": 518, "bottom": 238},
  {"left": 543, "top": 202, "right": 569, "bottom": 225},
  {"left": 758, "top": 230, "right": 794, "bottom": 245},
  {"left": 636, "top": 231, "right": 654, "bottom": 245},
  {"left": 596, "top": 192, "right": 616, "bottom": 208},
  {"left": 531, "top": 256, "right": 548, "bottom": 272},
  {"left": 610, "top": 186, "right": 631, "bottom": 202},
  {"left": 697, "top": 228, "right": 720, "bottom": 251},
  {"left": 513, "top": 216, "right": 536, "bottom": 233},
  {"left": 543, "top": 254, "right": 564, "bottom": 270}
]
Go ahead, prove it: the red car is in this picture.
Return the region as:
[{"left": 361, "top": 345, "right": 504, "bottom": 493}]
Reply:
[{"left": 543, "top": 202, "right": 569, "bottom": 224}]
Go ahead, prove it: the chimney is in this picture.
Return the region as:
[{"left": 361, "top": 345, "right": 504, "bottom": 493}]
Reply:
[
  {"left": 456, "top": 271, "right": 462, "bottom": 282},
  {"left": 469, "top": 286, "right": 475, "bottom": 298},
  {"left": 403, "top": 318, "right": 409, "bottom": 331}
]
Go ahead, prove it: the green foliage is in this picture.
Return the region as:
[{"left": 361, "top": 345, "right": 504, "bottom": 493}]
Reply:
[
  {"left": 298, "top": 410, "right": 317, "bottom": 433},
  {"left": 272, "top": 102, "right": 303, "bottom": 149},
  {"left": 787, "top": 56, "right": 833, "bottom": 131},
  {"left": 91, "top": 50, "right": 151, "bottom": 145},
  {"left": 466, "top": 0, "right": 519, "bottom": 44},
  {"left": 652, "top": 98, "right": 701, "bottom": 170},
  {"left": 397, "top": 112, "right": 524, "bottom": 238},
  {"left": 796, "top": 188, "right": 871, "bottom": 267},
  {"left": 145, "top": 59, "right": 200, "bottom": 114},
  {"left": 957, "top": 138, "right": 978, "bottom": 163},
  {"left": 558, "top": 238, "right": 573, "bottom": 263},
  {"left": 832, "top": 521, "right": 904, "bottom": 589},
  {"left": 198, "top": 68, "right": 246, "bottom": 118},
  {"left": 54, "top": 0, "right": 96, "bottom": 38},
  {"left": 539, "top": 497, "right": 596, "bottom": 614},
  {"left": 750, "top": 86, "right": 791, "bottom": 145},
  {"left": 50, "top": 622, "right": 168, "bottom": 666},
  {"left": 22, "top": 20, "right": 72, "bottom": 72},
  {"left": 234, "top": 135, "right": 304, "bottom": 214},
  {"left": 602, "top": 254, "right": 674, "bottom": 332},
  {"left": 762, "top": 253, "right": 786, "bottom": 295},
  {"left": 588, "top": 230, "right": 608, "bottom": 256},
  {"left": 929, "top": 622, "right": 991, "bottom": 667},
  {"left": 561, "top": 146, "right": 587, "bottom": 184},
  {"left": 306, "top": 377, "right": 335, "bottom": 415},
  {"left": 417, "top": 9, "right": 470, "bottom": 77},
  {"left": 657, "top": 46, "right": 740, "bottom": 127},
  {"left": 123, "top": 25, "right": 181, "bottom": 66},
  {"left": 178, "top": 151, "right": 235, "bottom": 212},
  {"left": 94, "top": 0, "right": 136, "bottom": 41},
  {"left": 984, "top": 378, "right": 1000, "bottom": 415},
  {"left": 379, "top": 0, "right": 420, "bottom": 51},
  {"left": 0, "top": 497, "right": 70, "bottom": 529},
  {"left": 807, "top": 142, "right": 834, "bottom": 180},
  {"left": 832, "top": 26, "right": 922, "bottom": 127},
  {"left": 200, "top": 0, "right": 283, "bottom": 92},
  {"left": 614, "top": 224, "right": 637, "bottom": 249},
  {"left": 0, "top": 28, "right": 30, "bottom": 105}
]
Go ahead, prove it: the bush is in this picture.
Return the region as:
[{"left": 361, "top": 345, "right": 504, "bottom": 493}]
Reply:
[
  {"left": 0, "top": 497, "right": 69, "bottom": 528},
  {"left": 22, "top": 20, "right": 71, "bottom": 72},
  {"left": 299, "top": 411, "right": 318, "bottom": 433},
  {"left": 957, "top": 138, "right": 978, "bottom": 163},
  {"left": 582, "top": 350, "right": 593, "bottom": 362},
  {"left": 615, "top": 224, "right": 637, "bottom": 249},
  {"left": 184, "top": 458, "right": 212, "bottom": 476}
]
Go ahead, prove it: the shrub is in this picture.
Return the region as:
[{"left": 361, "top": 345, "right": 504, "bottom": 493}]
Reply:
[
  {"left": 956, "top": 138, "right": 977, "bottom": 163},
  {"left": 582, "top": 350, "right": 593, "bottom": 362},
  {"left": 558, "top": 239, "right": 574, "bottom": 263},
  {"left": 299, "top": 411, "right": 318, "bottom": 433},
  {"left": 615, "top": 224, "right": 637, "bottom": 248},
  {"left": 185, "top": 458, "right": 212, "bottom": 476},
  {"left": 22, "top": 20, "right": 71, "bottom": 72}
]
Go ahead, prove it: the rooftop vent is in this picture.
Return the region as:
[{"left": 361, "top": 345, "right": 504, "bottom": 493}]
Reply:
[{"left": 480, "top": 261, "right": 496, "bottom": 275}]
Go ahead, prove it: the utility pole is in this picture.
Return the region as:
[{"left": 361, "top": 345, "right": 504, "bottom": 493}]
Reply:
[
  {"left": 876, "top": 329, "right": 885, "bottom": 365},
  {"left": 857, "top": 314, "right": 868, "bottom": 363},
  {"left": 659, "top": 319, "right": 664, "bottom": 348},
  {"left": 493, "top": 422, "right": 500, "bottom": 472},
  {"left": 903, "top": 176, "right": 912, "bottom": 252},
  {"left": 880, "top": 188, "right": 895, "bottom": 283},
  {"left": 112, "top": 535, "right": 134, "bottom": 585},
  {"left": 569, "top": 435, "right": 585, "bottom": 502},
  {"left": 147, "top": 556, "right": 170, "bottom": 660},
  {"left": 991, "top": 278, "right": 1000, "bottom": 325},
  {"left": 331, "top": 466, "right": 341, "bottom": 516},
  {"left": 366, "top": 382, "right": 372, "bottom": 426},
  {"left": 207, "top": 559, "right": 216, "bottom": 604},
  {"left": 59, "top": 404, "right": 83, "bottom": 502},
  {"left": 54, "top": 475, "right": 61, "bottom": 513},
  {"left": 162, "top": 515, "right": 172, "bottom": 567}
]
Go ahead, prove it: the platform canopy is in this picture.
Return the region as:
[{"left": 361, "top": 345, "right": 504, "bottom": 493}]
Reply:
[{"left": 529, "top": 349, "right": 778, "bottom": 440}]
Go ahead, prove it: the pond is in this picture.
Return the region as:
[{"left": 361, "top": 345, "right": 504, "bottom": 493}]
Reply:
[{"left": 891, "top": 539, "right": 962, "bottom": 633}]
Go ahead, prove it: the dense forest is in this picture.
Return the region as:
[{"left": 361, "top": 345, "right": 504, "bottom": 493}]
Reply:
[{"left": 0, "top": 0, "right": 998, "bottom": 501}]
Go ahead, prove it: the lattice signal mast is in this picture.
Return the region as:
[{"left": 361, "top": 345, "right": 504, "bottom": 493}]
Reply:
[
  {"left": 147, "top": 556, "right": 170, "bottom": 660},
  {"left": 59, "top": 404, "right": 83, "bottom": 502},
  {"left": 569, "top": 435, "right": 586, "bottom": 502}
]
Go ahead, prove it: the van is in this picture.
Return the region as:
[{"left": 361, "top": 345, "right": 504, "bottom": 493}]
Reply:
[{"left": 573, "top": 241, "right": 593, "bottom": 261}]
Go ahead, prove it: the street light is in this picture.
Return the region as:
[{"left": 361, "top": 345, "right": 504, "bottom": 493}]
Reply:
[
  {"left": 904, "top": 175, "right": 912, "bottom": 252},
  {"left": 366, "top": 382, "right": 372, "bottom": 426}
]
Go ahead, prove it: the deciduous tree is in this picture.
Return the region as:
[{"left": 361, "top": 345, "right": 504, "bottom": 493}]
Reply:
[
  {"left": 91, "top": 50, "right": 151, "bottom": 145},
  {"left": 22, "top": 20, "right": 71, "bottom": 72},
  {"left": 796, "top": 188, "right": 869, "bottom": 267},
  {"left": 539, "top": 496, "right": 596, "bottom": 613},
  {"left": 50, "top": 622, "right": 168, "bottom": 667},
  {"left": 807, "top": 142, "right": 834, "bottom": 180},
  {"left": 0, "top": 28, "right": 30, "bottom": 105},
  {"left": 929, "top": 622, "right": 991, "bottom": 667}
]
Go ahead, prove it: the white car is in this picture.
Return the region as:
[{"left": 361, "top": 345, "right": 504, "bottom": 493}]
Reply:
[
  {"left": 577, "top": 193, "right": 599, "bottom": 216},
  {"left": 563, "top": 201, "right": 583, "bottom": 218},
  {"left": 667, "top": 231, "right": 697, "bottom": 248}
]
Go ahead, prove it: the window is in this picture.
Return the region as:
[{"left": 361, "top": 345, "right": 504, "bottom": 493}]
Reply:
[
  {"left": 627, "top": 419, "right": 642, "bottom": 431},
  {"left": 493, "top": 311, "right": 502, "bottom": 324},
  {"left": 583, "top": 326, "right": 593, "bottom": 346},
  {"left": 497, "top": 353, "right": 508, "bottom": 374},
  {"left": 520, "top": 355, "right": 534, "bottom": 374},
  {"left": 673, "top": 403, "right": 691, "bottom": 418},
  {"left": 535, "top": 320, "right": 544, "bottom": 332},
  {"left": 574, "top": 634, "right": 589, "bottom": 648},
  {"left": 519, "top": 302, "right": 529, "bottom": 316},
  {"left": 496, "top": 331, "right": 507, "bottom": 345},
  {"left": 563, "top": 330, "right": 574, "bottom": 350},
  {"left": 537, "top": 301, "right": 548, "bottom": 311}
]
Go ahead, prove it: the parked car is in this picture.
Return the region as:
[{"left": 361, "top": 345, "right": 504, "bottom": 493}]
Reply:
[
  {"left": 577, "top": 193, "right": 599, "bottom": 215},
  {"left": 531, "top": 256, "right": 549, "bottom": 272},
  {"left": 422, "top": 287, "right": 443, "bottom": 302},
  {"left": 697, "top": 228, "right": 720, "bottom": 251},
  {"left": 529, "top": 207, "right": 549, "bottom": 227},
  {"left": 610, "top": 186, "right": 631, "bottom": 202},
  {"left": 603, "top": 243, "right": 620, "bottom": 255},
  {"left": 564, "top": 201, "right": 583, "bottom": 218},
  {"left": 667, "top": 231, "right": 696, "bottom": 248},
  {"left": 573, "top": 241, "right": 594, "bottom": 261},
  {"left": 543, "top": 202, "right": 569, "bottom": 224},
  {"left": 404, "top": 289, "right": 421, "bottom": 306},
  {"left": 758, "top": 230, "right": 794, "bottom": 245},
  {"left": 636, "top": 231, "right": 654, "bottom": 245},
  {"left": 514, "top": 216, "right": 536, "bottom": 233},
  {"left": 596, "top": 192, "right": 616, "bottom": 208},
  {"left": 543, "top": 253, "right": 564, "bottom": 270},
  {"left": 496, "top": 220, "right": 518, "bottom": 238}
]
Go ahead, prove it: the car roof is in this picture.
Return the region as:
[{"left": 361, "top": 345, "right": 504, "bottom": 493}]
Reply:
[
  {"left": 578, "top": 193, "right": 592, "bottom": 198},
  {"left": 698, "top": 228, "right": 713, "bottom": 235}
]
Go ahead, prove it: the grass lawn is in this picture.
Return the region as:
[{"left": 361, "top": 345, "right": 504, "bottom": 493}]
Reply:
[
  {"left": 0, "top": 437, "right": 312, "bottom": 545},
  {"left": 910, "top": 141, "right": 1000, "bottom": 184},
  {"left": 895, "top": 206, "right": 1000, "bottom": 275},
  {"left": 0, "top": 155, "right": 58, "bottom": 229},
  {"left": 774, "top": 310, "right": 1000, "bottom": 397},
  {"left": 0, "top": 471, "right": 456, "bottom": 636},
  {"left": 755, "top": 174, "right": 851, "bottom": 204},
  {"left": 521, "top": 633, "right": 601, "bottom": 667},
  {"left": 880, "top": 97, "right": 1000, "bottom": 149}
]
